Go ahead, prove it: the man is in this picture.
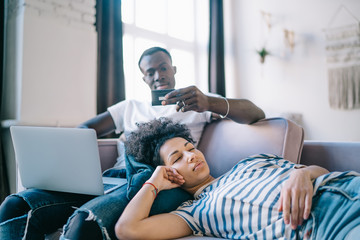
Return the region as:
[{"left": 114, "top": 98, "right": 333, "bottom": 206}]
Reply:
[
  {"left": 79, "top": 47, "right": 265, "bottom": 141},
  {"left": 116, "top": 118, "right": 360, "bottom": 240},
  {"left": 0, "top": 47, "right": 265, "bottom": 240},
  {"left": 80, "top": 47, "right": 264, "bottom": 169}
]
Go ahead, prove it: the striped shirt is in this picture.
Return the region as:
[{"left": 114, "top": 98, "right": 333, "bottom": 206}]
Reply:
[{"left": 172, "top": 154, "right": 359, "bottom": 239}]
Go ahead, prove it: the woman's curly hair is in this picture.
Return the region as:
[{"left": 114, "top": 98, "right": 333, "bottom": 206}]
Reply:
[{"left": 125, "top": 117, "right": 195, "bottom": 168}]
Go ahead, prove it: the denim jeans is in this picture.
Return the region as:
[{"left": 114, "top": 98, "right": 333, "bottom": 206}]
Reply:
[
  {"left": 60, "top": 184, "right": 129, "bottom": 240},
  {"left": 0, "top": 184, "right": 129, "bottom": 240},
  {"left": 299, "top": 175, "right": 360, "bottom": 240},
  {"left": 0, "top": 189, "right": 94, "bottom": 240}
]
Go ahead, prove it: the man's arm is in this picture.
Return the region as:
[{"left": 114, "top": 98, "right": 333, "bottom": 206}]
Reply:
[
  {"left": 115, "top": 166, "right": 192, "bottom": 240},
  {"left": 163, "top": 86, "right": 265, "bottom": 124},
  {"left": 77, "top": 111, "right": 116, "bottom": 137},
  {"left": 279, "top": 165, "right": 329, "bottom": 230},
  {"left": 207, "top": 97, "right": 265, "bottom": 124}
]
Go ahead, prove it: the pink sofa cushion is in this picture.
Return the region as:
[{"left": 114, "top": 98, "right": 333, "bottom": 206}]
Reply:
[{"left": 197, "top": 118, "right": 304, "bottom": 178}]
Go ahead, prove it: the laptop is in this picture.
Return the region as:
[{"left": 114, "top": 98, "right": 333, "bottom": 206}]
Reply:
[{"left": 10, "top": 126, "right": 127, "bottom": 195}]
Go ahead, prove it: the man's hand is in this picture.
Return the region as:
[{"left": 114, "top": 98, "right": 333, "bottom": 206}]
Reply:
[
  {"left": 279, "top": 168, "right": 313, "bottom": 230},
  {"left": 162, "top": 86, "right": 209, "bottom": 113},
  {"left": 161, "top": 85, "right": 266, "bottom": 124},
  {"left": 148, "top": 166, "right": 185, "bottom": 192}
]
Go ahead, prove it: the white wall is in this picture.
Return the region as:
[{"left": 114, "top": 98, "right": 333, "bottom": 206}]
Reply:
[
  {"left": 226, "top": 0, "right": 360, "bottom": 141},
  {"left": 3, "top": 0, "right": 97, "bottom": 193},
  {"left": 21, "top": 0, "right": 97, "bottom": 127}
]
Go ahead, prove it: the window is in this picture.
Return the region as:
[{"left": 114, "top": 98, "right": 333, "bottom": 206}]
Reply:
[{"left": 122, "top": 0, "right": 209, "bottom": 101}]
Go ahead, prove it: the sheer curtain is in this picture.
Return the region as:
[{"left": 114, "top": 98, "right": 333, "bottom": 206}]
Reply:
[
  {"left": 96, "top": 0, "right": 125, "bottom": 115},
  {"left": 208, "top": 0, "right": 225, "bottom": 96}
]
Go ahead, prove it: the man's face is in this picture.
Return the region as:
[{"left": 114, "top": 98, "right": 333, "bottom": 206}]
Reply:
[
  {"left": 160, "top": 137, "right": 210, "bottom": 189},
  {"left": 139, "top": 51, "right": 177, "bottom": 90}
]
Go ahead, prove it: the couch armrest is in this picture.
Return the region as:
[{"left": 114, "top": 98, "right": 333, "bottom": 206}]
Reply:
[
  {"left": 300, "top": 141, "right": 360, "bottom": 172},
  {"left": 98, "top": 139, "right": 118, "bottom": 172}
]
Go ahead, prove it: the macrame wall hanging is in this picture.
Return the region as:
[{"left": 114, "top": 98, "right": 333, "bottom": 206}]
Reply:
[{"left": 325, "top": 5, "right": 360, "bottom": 110}]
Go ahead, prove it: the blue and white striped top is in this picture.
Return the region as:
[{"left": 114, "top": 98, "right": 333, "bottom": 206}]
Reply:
[{"left": 172, "top": 154, "right": 358, "bottom": 239}]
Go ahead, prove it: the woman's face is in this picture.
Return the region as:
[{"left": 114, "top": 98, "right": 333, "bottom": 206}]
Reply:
[{"left": 159, "top": 137, "right": 210, "bottom": 189}]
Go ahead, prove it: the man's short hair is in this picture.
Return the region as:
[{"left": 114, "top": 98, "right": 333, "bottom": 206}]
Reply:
[
  {"left": 138, "top": 47, "right": 172, "bottom": 69},
  {"left": 125, "top": 118, "right": 194, "bottom": 168}
]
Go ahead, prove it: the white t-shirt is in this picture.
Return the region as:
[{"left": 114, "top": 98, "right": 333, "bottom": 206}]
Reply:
[{"left": 107, "top": 99, "right": 212, "bottom": 167}]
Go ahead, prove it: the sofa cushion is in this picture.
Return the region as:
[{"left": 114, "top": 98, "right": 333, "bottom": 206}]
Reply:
[{"left": 198, "top": 118, "right": 304, "bottom": 178}]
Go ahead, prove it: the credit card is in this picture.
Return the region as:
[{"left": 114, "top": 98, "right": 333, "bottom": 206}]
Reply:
[{"left": 151, "top": 89, "right": 175, "bottom": 106}]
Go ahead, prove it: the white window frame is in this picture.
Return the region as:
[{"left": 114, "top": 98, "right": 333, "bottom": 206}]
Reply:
[{"left": 122, "top": 0, "right": 209, "bottom": 101}]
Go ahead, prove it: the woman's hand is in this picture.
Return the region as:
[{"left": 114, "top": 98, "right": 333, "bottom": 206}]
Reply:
[
  {"left": 148, "top": 166, "right": 185, "bottom": 192},
  {"left": 279, "top": 168, "right": 313, "bottom": 230},
  {"left": 116, "top": 166, "right": 191, "bottom": 240}
]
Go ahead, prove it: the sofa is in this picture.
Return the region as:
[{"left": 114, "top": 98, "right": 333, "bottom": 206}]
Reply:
[
  {"left": 96, "top": 117, "right": 360, "bottom": 239},
  {"left": 48, "top": 117, "right": 360, "bottom": 239}
]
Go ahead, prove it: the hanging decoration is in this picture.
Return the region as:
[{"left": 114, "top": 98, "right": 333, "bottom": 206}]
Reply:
[
  {"left": 325, "top": 5, "right": 360, "bottom": 110},
  {"left": 284, "top": 29, "right": 295, "bottom": 53},
  {"left": 257, "top": 11, "right": 272, "bottom": 64},
  {"left": 257, "top": 47, "right": 270, "bottom": 64},
  {"left": 257, "top": 11, "right": 296, "bottom": 63}
]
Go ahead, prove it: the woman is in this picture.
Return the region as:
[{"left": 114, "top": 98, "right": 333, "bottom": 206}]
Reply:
[{"left": 116, "top": 118, "right": 360, "bottom": 239}]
